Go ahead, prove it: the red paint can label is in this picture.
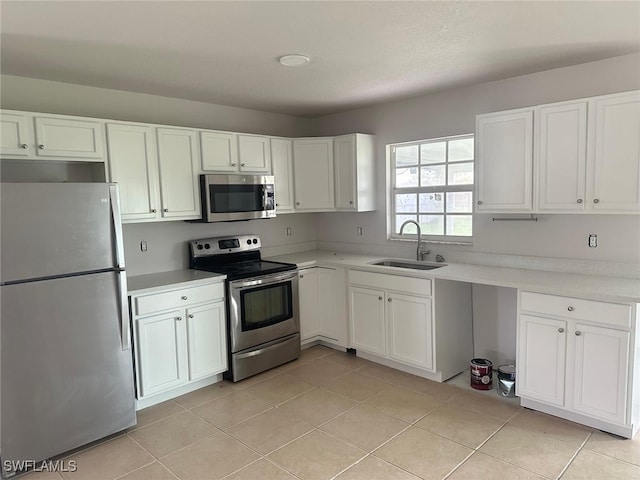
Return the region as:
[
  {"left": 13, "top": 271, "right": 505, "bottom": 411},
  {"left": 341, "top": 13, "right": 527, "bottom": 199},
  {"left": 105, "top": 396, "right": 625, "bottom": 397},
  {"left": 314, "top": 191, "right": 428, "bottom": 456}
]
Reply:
[{"left": 470, "top": 358, "right": 493, "bottom": 390}]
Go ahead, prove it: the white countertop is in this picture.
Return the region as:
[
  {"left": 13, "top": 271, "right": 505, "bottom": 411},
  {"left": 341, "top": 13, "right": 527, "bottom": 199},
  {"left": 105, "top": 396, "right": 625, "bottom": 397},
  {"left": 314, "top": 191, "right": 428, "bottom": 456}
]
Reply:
[
  {"left": 266, "top": 250, "right": 640, "bottom": 303},
  {"left": 127, "top": 269, "right": 226, "bottom": 296}
]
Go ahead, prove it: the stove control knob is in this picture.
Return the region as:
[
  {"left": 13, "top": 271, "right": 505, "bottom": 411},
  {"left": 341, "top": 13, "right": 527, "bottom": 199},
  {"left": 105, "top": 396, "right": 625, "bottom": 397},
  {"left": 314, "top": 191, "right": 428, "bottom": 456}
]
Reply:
[
  {"left": 197, "top": 244, "right": 203, "bottom": 250},
  {"left": 252, "top": 239, "right": 258, "bottom": 244},
  {"left": 204, "top": 243, "right": 210, "bottom": 249},
  {"left": 247, "top": 239, "right": 252, "bottom": 245}
]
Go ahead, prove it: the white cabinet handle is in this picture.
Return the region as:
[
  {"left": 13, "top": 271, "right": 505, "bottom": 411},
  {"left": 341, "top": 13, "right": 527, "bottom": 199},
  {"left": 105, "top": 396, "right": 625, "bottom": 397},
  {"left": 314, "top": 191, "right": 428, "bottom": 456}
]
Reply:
[
  {"left": 349, "top": 201, "right": 353, "bottom": 205},
  {"left": 378, "top": 296, "right": 382, "bottom": 301},
  {"left": 20, "top": 144, "right": 28, "bottom": 149},
  {"left": 241, "top": 163, "right": 246, "bottom": 167},
  {"left": 176, "top": 316, "right": 183, "bottom": 321},
  {"left": 151, "top": 209, "right": 157, "bottom": 213},
  {"left": 576, "top": 199, "right": 583, "bottom": 204},
  {"left": 593, "top": 199, "right": 600, "bottom": 204},
  {"left": 231, "top": 163, "right": 237, "bottom": 167},
  {"left": 575, "top": 331, "right": 581, "bottom": 336},
  {"left": 188, "top": 314, "right": 194, "bottom": 319},
  {"left": 299, "top": 274, "right": 304, "bottom": 278},
  {"left": 477, "top": 200, "right": 483, "bottom": 205},
  {"left": 558, "top": 328, "right": 564, "bottom": 333},
  {"left": 387, "top": 297, "right": 392, "bottom": 302},
  {"left": 164, "top": 208, "right": 169, "bottom": 212},
  {"left": 567, "top": 306, "right": 574, "bottom": 312},
  {"left": 181, "top": 295, "right": 188, "bottom": 300},
  {"left": 38, "top": 144, "right": 45, "bottom": 149}
]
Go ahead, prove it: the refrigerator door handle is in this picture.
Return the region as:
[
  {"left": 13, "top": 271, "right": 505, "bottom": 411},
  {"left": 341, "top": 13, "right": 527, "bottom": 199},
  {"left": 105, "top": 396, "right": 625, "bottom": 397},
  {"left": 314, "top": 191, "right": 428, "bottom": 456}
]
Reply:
[
  {"left": 109, "top": 184, "right": 126, "bottom": 269},
  {"left": 117, "top": 270, "right": 131, "bottom": 351}
]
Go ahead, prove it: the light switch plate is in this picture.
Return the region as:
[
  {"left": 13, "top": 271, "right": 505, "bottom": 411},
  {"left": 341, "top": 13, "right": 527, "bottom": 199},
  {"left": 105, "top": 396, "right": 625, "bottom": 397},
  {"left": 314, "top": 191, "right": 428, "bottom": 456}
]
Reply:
[{"left": 588, "top": 234, "right": 597, "bottom": 248}]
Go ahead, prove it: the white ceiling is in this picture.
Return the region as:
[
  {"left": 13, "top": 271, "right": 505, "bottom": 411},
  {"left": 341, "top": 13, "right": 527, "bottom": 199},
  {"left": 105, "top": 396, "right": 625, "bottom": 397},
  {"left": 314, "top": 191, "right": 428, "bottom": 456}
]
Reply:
[{"left": 1, "top": 1, "right": 639, "bottom": 117}]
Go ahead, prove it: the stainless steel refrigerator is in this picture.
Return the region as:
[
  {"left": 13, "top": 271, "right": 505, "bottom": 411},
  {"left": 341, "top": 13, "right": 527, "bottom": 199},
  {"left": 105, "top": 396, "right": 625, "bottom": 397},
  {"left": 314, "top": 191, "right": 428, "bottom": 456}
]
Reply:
[{"left": 0, "top": 183, "right": 136, "bottom": 476}]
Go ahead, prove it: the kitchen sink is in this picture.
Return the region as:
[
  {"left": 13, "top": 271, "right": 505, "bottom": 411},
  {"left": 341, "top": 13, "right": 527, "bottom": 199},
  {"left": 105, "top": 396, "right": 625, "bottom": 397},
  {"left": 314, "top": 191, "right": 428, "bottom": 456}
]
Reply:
[{"left": 370, "top": 259, "right": 446, "bottom": 270}]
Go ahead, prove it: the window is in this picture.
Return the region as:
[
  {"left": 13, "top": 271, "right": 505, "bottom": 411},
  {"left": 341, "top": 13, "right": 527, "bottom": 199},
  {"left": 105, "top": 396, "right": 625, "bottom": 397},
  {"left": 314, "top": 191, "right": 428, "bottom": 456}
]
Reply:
[{"left": 390, "top": 134, "right": 474, "bottom": 242}]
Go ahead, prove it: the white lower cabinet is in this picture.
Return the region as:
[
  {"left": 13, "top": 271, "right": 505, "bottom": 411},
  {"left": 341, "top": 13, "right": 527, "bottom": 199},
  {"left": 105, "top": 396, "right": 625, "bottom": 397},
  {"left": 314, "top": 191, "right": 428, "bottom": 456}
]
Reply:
[
  {"left": 298, "top": 266, "right": 348, "bottom": 348},
  {"left": 348, "top": 271, "right": 471, "bottom": 381},
  {"left": 131, "top": 280, "right": 227, "bottom": 409},
  {"left": 517, "top": 291, "right": 638, "bottom": 437}
]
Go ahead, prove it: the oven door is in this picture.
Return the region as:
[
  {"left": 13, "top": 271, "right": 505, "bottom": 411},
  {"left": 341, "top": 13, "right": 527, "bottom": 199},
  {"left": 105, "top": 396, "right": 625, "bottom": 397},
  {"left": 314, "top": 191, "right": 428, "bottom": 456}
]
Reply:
[
  {"left": 228, "top": 270, "right": 299, "bottom": 353},
  {"left": 201, "top": 174, "right": 276, "bottom": 222}
]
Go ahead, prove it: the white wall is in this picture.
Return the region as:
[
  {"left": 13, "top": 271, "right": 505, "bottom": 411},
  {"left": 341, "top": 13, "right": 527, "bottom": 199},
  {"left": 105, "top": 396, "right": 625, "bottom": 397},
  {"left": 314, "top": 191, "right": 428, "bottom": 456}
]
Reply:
[
  {"left": 309, "top": 53, "right": 640, "bottom": 268},
  {"left": 0, "top": 74, "right": 315, "bottom": 275}
]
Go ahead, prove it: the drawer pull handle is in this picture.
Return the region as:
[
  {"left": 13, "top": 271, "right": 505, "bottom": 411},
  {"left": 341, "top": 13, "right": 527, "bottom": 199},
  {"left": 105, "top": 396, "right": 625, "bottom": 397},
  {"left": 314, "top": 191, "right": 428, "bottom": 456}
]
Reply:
[
  {"left": 593, "top": 199, "right": 600, "bottom": 204},
  {"left": 299, "top": 274, "right": 304, "bottom": 278},
  {"left": 38, "top": 144, "right": 45, "bottom": 150},
  {"left": 151, "top": 208, "right": 157, "bottom": 213},
  {"left": 164, "top": 208, "right": 169, "bottom": 212},
  {"left": 388, "top": 297, "right": 392, "bottom": 302},
  {"left": 241, "top": 163, "right": 246, "bottom": 167},
  {"left": 378, "top": 296, "right": 383, "bottom": 301},
  {"left": 558, "top": 328, "right": 564, "bottom": 333},
  {"left": 567, "top": 306, "right": 574, "bottom": 312},
  {"left": 176, "top": 316, "right": 183, "bottom": 321},
  {"left": 576, "top": 199, "right": 583, "bottom": 204},
  {"left": 575, "top": 331, "right": 581, "bottom": 336},
  {"left": 181, "top": 296, "right": 188, "bottom": 300},
  {"left": 231, "top": 163, "right": 237, "bottom": 167},
  {"left": 477, "top": 200, "right": 483, "bottom": 205},
  {"left": 188, "top": 314, "right": 194, "bottom": 319},
  {"left": 20, "top": 143, "right": 28, "bottom": 149}
]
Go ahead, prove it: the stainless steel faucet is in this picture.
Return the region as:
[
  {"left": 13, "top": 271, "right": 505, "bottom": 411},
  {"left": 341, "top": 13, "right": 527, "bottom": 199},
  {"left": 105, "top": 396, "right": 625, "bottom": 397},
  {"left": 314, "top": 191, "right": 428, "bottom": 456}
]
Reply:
[{"left": 399, "top": 220, "right": 430, "bottom": 261}]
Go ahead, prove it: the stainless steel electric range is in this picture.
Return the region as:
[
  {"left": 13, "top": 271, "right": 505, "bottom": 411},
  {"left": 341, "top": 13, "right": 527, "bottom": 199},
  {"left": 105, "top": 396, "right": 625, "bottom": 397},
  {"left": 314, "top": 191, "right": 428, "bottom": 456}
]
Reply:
[{"left": 189, "top": 235, "right": 300, "bottom": 382}]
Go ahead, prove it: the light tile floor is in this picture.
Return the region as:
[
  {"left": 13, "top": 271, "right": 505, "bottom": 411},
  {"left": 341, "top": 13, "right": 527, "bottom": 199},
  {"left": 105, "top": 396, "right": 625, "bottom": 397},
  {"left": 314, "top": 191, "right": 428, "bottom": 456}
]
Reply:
[{"left": 22, "top": 346, "right": 640, "bottom": 480}]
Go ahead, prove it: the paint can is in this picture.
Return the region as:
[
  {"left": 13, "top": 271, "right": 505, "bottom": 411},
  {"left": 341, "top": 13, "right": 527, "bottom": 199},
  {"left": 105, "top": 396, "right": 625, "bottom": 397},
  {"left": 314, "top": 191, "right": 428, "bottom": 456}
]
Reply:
[
  {"left": 497, "top": 364, "right": 516, "bottom": 397},
  {"left": 470, "top": 358, "right": 493, "bottom": 390}
]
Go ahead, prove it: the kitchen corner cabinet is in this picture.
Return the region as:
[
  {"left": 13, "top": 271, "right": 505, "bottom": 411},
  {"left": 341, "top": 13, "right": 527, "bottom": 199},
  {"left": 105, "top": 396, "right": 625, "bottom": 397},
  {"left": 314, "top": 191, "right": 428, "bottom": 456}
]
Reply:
[
  {"left": 348, "top": 271, "right": 471, "bottom": 381},
  {"left": 517, "top": 290, "right": 638, "bottom": 438},
  {"left": 334, "top": 133, "right": 376, "bottom": 211},
  {"left": 293, "top": 137, "right": 335, "bottom": 211},
  {"left": 271, "top": 137, "right": 295, "bottom": 213},
  {"left": 156, "top": 128, "right": 201, "bottom": 219},
  {"left": 131, "top": 280, "right": 227, "bottom": 409},
  {"left": 475, "top": 109, "right": 534, "bottom": 213},
  {"left": 298, "top": 266, "right": 347, "bottom": 348},
  {"left": 1, "top": 110, "right": 106, "bottom": 162}
]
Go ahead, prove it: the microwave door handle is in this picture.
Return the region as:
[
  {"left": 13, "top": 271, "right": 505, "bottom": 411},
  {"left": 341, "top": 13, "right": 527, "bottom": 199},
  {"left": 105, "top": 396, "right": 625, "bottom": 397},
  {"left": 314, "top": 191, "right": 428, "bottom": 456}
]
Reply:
[{"left": 262, "top": 187, "right": 268, "bottom": 210}]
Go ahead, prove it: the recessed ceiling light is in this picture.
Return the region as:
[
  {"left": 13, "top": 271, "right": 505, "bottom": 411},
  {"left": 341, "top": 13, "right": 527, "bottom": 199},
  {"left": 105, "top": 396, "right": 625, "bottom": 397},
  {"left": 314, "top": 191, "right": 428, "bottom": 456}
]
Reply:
[{"left": 278, "top": 54, "right": 311, "bottom": 67}]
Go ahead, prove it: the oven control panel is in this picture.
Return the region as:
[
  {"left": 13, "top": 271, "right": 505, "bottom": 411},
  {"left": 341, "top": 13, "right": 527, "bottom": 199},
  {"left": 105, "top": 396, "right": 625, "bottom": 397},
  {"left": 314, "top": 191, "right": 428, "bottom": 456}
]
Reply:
[{"left": 190, "top": 235, "right": 261, "bottom": 257}]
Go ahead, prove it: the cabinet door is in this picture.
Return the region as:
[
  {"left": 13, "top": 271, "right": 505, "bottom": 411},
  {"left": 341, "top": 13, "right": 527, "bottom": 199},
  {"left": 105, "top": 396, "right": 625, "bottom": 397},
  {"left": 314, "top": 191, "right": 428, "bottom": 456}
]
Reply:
[
  {"left": 200, "top": 130, "right": 238, "bottom": 172},
  {"left": 136, "top": 310, "right": 187, "bottom": 397},
  {"left": 34, "top": 116, "right": 105, "bottom": 160},
  {"left": 387, "top": 293, "right": 433, "bottom": 370},
  {"left": 157, "top": 128, "right": 201, "bottom": 219},
  {"left": 317, "top": 267, "right": 338, "bottom": 340},
  {"left": 299, "top": 268, "right": 320, "bottom": 340},
  {"left": 537, "top": 102, "right": 588, "bottom": 211},
  {"left": 589, "top": 92, "right": 640, "bottom": 211},
  {"left": 517, "top": 314, "right": 566, "bottom": 406},
  {"left": 476, "top": 110, "right": 533, "bottom": 212},
  {"left": 106, "top": 123, "right": 160, "bottom": 222},
  {"left": 293, "top": 138, "right": 335, "bottom": 211},
  {"left": 1, "top": 111, "right": 32, "bottom": 157},
  {"left": 334, "top": 134, "right": 356, "bottom": 210},
  {"left": 271, "top": 138, "right": 294, "bottom": 212},
  {"left": 572, "top": 323, "right": 630, "bottom": 424},
  {"left": 186, "top": 302, "right": 227, "bottom": 381},
  {"left": 238, "top": 135, "right": 271, "bottom": 173},
  {"left": 349, "top": 286, "right": 386, "bottom": 356}
]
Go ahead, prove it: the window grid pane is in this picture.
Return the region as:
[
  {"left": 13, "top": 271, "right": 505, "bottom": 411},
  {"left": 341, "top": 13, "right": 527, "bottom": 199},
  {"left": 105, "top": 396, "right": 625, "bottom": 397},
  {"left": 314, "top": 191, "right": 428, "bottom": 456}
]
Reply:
[{"left": 392, "top": 135, "right": 473, "bottom": 239}]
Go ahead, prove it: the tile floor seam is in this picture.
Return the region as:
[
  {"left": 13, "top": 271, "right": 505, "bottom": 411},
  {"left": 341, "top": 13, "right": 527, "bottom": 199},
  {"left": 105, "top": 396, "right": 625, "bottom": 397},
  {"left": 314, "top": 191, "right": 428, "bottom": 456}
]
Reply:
[
  {"left": 225, "top": 418, "right": 317, "bottom": 457},
  {"left": 128, "top": 407, "right": 187, "bottom": 432},
  {"left": 262, "top": 456, "right": 305, "bottom": 480},
  {"left": 218, "top": 457, "right": 264, "bottom": 479},
  {"left": 555, "top": 443, "right": 585, "bottom": 480},
  {"left": 58, "top": 431, "right": 126, "bottom": 461},
  {"left": 576, "top": 443, "right": 640, "bottom": 469},
  {"left": 327, "top": 451, "right": 373, "bottom": 480},
  {"left": 109, "top": 458, "right": 164, "bottom": 480},
  {"left": 175, "top": 387, "right": 238, "bottom": 410}
]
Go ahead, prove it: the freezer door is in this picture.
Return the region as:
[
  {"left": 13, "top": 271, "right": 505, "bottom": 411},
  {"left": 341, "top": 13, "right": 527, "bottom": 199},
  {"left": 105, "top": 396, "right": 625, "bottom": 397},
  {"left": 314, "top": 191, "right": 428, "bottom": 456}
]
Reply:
[
  {"left": 0, "top": 183, "right": 125, "bottom": 283},
  {"left": 0, "top": 271, "right": 136, "bottom": 466}
]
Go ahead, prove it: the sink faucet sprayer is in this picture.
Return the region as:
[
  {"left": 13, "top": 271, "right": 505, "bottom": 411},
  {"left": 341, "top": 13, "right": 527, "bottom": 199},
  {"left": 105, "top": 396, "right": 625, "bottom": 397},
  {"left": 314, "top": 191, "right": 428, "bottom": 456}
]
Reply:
[{"left": 399, "top": 220, "right": 430, "bottom": 261}]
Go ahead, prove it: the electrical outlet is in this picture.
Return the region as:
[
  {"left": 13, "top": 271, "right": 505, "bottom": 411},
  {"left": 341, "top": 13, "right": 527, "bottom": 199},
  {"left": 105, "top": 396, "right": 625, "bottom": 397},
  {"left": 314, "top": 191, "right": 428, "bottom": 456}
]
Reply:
[
  {"left": 286, "top": 227, "right": 292, "bottom": 236},
  {"left": 588, "top": 234, "right": 597, "bottom": 248},
  {"left": 140, "top": 240, "right": 148, "bottom": 252},
  {"left": 356, "top": 226, "right": 363, "bottom": 235}
]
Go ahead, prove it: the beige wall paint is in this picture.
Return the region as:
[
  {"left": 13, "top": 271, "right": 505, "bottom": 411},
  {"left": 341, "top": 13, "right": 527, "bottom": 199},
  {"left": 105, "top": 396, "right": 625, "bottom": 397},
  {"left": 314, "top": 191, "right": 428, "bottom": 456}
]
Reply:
[{"left": 309, "top": 53, "right": 640, "bottom": 265}]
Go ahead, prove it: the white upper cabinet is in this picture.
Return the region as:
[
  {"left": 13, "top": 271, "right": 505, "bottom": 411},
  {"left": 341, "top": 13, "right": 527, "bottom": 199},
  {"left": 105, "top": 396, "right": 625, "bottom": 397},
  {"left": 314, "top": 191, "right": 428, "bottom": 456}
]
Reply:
[
  {"left": 0, "top": 110, "right": 105, "bottom": 162},
  {"left": 588, "top": 91, "right": 640, "bottom": 212},
  {"left": 334, "top": 133, "right": 376, "bottom": 212},
  {"left": 271, "top": 137, "right": 295, "bottom": 213},
  {"left": 536, "top": 101, "right": 588, "bottom": 212},
  {"left": 34, "top": 115, "right": 105, "bottom": 161},
  {"left": 156, "top": 128, "right": 201, "bottom": 220},
  {"left": 200, "top": 130, "right": 239, "bottom": 172},
  {"left": 1, "top": 111, "right": 32, "bottom": 157},
  {"left": 476, "top": 109, "right": 534, "bottom": 212},
  {"left": 106, "top": 123, "right": 161, "bottom": 222},
  {"left": 293, "top": 137, "right": 335, "bottom": 211},
  {"left": 238, "top": 134, "right": 271, "bottom": 173}
]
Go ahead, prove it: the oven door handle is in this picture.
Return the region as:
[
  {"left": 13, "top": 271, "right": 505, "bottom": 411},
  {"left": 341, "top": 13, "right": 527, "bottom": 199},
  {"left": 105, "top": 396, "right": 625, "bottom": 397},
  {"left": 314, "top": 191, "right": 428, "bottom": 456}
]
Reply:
[{"left": 230, "top": 270, "right": 298, "bottom": 290}]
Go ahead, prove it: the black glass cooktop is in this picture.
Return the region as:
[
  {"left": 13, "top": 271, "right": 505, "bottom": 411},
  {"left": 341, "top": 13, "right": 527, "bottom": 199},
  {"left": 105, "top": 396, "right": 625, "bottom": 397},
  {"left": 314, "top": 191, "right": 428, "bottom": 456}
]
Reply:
[{"left": 195, "top": 260, "right": 296, "bottom": 280}]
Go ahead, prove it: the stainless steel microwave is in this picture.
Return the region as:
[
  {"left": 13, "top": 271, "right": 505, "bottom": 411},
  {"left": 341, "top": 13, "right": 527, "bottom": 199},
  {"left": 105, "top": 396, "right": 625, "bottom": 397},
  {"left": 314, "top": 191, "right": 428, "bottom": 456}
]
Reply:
[{"left": 198, "top": 174, "right": 276, "bottom": 222}]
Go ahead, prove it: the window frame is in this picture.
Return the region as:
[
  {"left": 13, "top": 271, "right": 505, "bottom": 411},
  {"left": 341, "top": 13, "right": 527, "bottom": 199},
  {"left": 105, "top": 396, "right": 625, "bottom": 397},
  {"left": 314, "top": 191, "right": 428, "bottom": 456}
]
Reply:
[{"left": 388, "top": 133, "right": 474, "bottom": 244}]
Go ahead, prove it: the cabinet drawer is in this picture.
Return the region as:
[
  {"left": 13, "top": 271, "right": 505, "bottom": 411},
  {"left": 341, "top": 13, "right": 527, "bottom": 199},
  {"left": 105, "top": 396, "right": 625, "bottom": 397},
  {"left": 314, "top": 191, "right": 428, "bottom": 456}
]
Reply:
[
  {"left": 135, "top": 283, "right": 224, "bottom": 316},
  {"left": 520, "top": 291, "right": 631, "bottom": 328},
  {"left": 349, "top": 270, "right": 431, "bottom": 297}
]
